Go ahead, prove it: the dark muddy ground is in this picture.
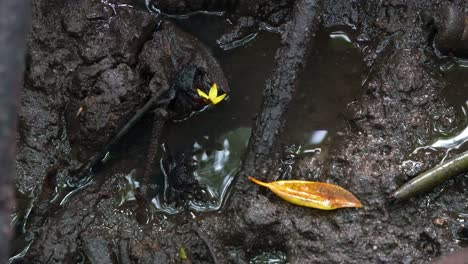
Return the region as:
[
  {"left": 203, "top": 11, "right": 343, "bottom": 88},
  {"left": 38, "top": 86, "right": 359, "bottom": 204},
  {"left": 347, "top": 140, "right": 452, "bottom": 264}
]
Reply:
[{"left": 12, "top": 0, "right": 468, "bottom": 263}]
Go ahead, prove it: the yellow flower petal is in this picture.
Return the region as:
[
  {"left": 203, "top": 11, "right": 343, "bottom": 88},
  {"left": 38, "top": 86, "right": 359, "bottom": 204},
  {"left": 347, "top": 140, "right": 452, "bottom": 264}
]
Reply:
[
  {"left": 211, "top": 93, "right": 227, "bottom": 105},
  {"left": 209, "top": 83, "right": 218, "bottom": 99},
  {"left": 197, "top": 89, "right": 210, "bottom": 100}
]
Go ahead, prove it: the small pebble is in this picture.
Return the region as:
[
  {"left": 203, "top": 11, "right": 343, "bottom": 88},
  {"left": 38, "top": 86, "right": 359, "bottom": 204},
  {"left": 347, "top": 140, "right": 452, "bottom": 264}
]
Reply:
[{"left": 432, "top": 217, "right": 446, "bottom": 227}]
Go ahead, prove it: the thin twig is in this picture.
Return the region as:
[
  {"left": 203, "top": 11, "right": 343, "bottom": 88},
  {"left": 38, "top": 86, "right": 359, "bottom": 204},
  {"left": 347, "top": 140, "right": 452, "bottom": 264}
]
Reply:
[
  {"left": 192, "top": 225, "right": 220, "bottom": 264},
  {"left": 74, "top": 94, "right": 170, "bottom": 181}
]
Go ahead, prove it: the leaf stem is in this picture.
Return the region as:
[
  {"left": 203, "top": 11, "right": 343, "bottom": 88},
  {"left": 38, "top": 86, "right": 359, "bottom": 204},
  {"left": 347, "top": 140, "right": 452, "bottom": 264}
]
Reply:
[{"left": 248, "top": 176, "right": 271, "bottom": 188}]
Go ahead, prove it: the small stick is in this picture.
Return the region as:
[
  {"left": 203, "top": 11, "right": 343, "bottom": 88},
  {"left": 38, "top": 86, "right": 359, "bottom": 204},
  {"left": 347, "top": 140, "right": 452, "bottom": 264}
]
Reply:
[
  {"left": 74, "top": 95, "right": 170, "bottom": 181},
  {"left": 192, "top": 225, "right": 220, "bottom": 264},
  {"left": 390, "top": 150, "right": 468, "bottom": 202}
]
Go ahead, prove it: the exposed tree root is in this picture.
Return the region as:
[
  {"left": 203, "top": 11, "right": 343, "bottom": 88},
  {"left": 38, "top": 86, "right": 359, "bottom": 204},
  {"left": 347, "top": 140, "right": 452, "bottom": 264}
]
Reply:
[{"left": 241, "top": 0, "right": 323, "bottom": 181}]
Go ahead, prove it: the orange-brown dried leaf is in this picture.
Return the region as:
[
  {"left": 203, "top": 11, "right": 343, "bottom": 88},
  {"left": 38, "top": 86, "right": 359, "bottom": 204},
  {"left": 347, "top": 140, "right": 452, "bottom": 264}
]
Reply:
[{"left": 248, "top": 176, "right": 363, "bottom": 210}]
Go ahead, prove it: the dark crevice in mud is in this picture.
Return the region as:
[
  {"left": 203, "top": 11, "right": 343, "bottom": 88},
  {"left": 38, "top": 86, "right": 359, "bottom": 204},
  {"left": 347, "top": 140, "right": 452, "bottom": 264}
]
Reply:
[{"left": 13, "top": 0, "right": 468, "bottom": 263}]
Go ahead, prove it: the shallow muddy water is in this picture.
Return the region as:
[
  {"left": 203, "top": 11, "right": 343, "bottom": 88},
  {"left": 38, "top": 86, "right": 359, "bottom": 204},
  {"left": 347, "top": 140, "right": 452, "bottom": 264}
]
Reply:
[
  {"left": 142, "top": 17, "right": 364, "bottom": 213},
  {"left": 444, "top": 61, "right": 468, "bottom": 109},
  {"left": 442, "top": 62, "right": 468, "bottom": 152},
  {"left": 13, "top": 14, "right": 366, "bottom": 220},
  {"left": 284, "top": 26, "right": 363, "bottom": 148},
  {"left": 413, "top": 61, "right": 468, "bottom": 155},
  {"left": 32, "top": 16, "right": 366, "bottom": 220},
  {"left": 13, "top": 1, "right": 468, "bottom": 263}
]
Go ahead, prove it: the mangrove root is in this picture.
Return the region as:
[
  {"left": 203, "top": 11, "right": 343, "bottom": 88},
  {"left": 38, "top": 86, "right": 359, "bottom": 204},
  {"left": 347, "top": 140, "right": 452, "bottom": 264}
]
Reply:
[{"left": 241, "top": 0, "right": 323, "bottom": 180}]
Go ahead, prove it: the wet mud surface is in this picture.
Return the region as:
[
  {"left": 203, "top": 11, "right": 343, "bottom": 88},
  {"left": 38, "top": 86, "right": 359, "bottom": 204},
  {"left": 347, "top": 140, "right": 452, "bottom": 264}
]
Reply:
[{"left": 13, "top": 0, "right": 468, "bottom": 263}]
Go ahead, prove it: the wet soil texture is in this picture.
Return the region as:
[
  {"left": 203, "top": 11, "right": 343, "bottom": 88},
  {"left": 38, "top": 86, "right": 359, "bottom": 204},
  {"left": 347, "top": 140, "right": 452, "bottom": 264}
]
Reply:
[{"left": 13, "top": 0, "right": 468, "bottom": 263}]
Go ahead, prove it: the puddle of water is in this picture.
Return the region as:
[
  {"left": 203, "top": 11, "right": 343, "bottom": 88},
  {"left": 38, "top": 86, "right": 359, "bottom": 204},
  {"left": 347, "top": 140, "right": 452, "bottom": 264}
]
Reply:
[
  {"left": 14, "top": 14, "right": 365, "bottom": 249},
  {"left": 283, "top": 26, "right": 363, "bottom": 150},
  {"left": 150, "top": 127, "right": 251, "bottom": 214},
  {"left": 90, "top": 25, "right": 279, "bottom": 216},
  {"left": 146, "top": 0, "right": 225, "bottom": 19},
  {"left": 118, "top": 169, "right": 140, "bottom": 206},
  {"left": 10, "top": 5, "right": 369, "bottom": 262},
  {"left": 409, "top": 62, "right": 468, "bottom": 162},
  {"left": 54, "top": 23, "right": 363, "bottom": 215},
  {"left": 430, "top": 122, "right": 468, "bottom": 150},
  {"left": 173, "top": 13, "right": 268, "bottom": 57},
  {"left": 148, "top": 31, "right": 280, "bottom": 213},
  {"left": 443, "top": 60, "right": 468, "bottom": 108},
  {"left": 9, "top": 190, "right": 35, "bottom": 262},
  {"left": 191, "top": 127, "right": 250, "bottom": 196},
  {"left": 144, "top": 22, "right": 363, "bottom": 213},
  {"left": 438, "top": 62, "right": 468, "bottom": 151},
  {"left": 9, "top": 33, "right": 365, "bottom": 264}
]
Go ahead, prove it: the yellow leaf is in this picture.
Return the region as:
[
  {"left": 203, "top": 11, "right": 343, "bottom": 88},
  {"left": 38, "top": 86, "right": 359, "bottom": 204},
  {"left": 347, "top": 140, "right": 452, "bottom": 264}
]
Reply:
[{"left": 248, "top": 176, "right": 363, "bottom": 210}]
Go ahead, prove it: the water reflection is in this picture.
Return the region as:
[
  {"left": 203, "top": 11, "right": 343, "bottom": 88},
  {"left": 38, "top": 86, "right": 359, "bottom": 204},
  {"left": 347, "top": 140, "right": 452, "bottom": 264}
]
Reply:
[
  {"left": 412, "top": 101, "right": 468, "bottom": 161},
  {"left": 9, "top": 241, "right": 33, "bottom": 264},
  {"left": 219, "top": 32, "right": 258, "bottom": 51},
  {"left": 431, "top": 101, "right": 468, "bottom": 149},
  {"left": 151, "top": 127, "right": 250, "bottom": 214},
  {"left": 329, "top": 31, "right": 352, "bottom": 43},
  {"left": 118, "top": 170, "right": 140, "bottom": 206},
  {"left": 145, "top": 0, "right": 225, "bottom": 19},
  {"left": 284, "top": 27, "right": 362, "bottom": 147},
  {"left": 308, "top": 130, "right": 328, "bottom": 145},
  {"left": 250, "top": 251, "right": 287, "bottom": 264}
]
